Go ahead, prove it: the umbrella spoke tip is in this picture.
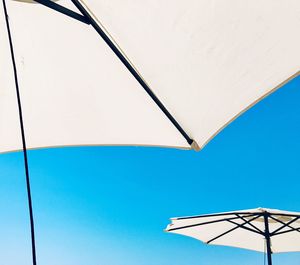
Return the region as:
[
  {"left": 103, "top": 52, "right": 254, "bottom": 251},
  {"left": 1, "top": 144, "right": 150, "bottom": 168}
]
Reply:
[{"left": 191, "top": 140, "right": 201, "bottom": 151}]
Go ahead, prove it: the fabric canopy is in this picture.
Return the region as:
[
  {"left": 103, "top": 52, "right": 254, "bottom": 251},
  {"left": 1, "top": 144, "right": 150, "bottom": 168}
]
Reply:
[
  {"left": 1, "top": 0, "right": 300, "bottom": 153},
  {"left": 166, "top": 208, "right": 300, "bottom": 253}
]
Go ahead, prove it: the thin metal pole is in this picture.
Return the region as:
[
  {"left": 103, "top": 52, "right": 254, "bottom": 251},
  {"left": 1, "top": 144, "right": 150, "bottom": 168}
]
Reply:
[
  {"left": 2, "top": 1, "right": 37, "bottom": 265},
  {"left": 263, "top": 213, "right": 272, "bottom": 265}
]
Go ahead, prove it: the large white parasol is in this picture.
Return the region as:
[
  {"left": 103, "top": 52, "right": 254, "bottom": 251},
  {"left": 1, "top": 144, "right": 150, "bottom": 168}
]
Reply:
[
  {"left": 166, "top": 208, "right": 300, "bottom": 265},
  {"left": 1, "top": 1, "right": 300, "bottom": 265},
  {"left": 1, "top": 0, "right": 300, "bottom": 153}
]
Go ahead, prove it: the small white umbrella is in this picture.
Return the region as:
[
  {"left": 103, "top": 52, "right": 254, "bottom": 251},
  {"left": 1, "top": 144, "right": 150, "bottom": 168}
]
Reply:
[{"left": 166, "top": 208, "right": 300, "bottom": 265}]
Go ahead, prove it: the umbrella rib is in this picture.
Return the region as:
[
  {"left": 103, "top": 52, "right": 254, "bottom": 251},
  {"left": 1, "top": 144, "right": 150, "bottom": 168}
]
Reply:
[
  {"left": 271, "top": 226, "right": 300, "bottom": 237},
  {"left": 167, "top": 214, "right": 256, "bottom": 232},
  {"left": 269, "top": 213, "right": 300, "bottom": 218},
  {"left": 227, "top": 219, "right": 263, "bottom": 236},
  {"left": 69, "top": 0, "right": 195, "bottom": 148},
  {"left": 269, "top": 216, "right": 300, "bottom": 236},
  {"left": 2, "top": 1, "right": 37, "bottom": 265},
  {"left": 176, "top": 211, "right": 259, "bottom": 220},
  {"left": 33, "top": 0, "right": 90, "bottom": 24},
  {"left": 269, "top": 215, "right": 299, "bottom": 232},
  {"left": 236, "top": 214, "right": 264, "bottom": 234},
  {"left": 206, "top": 215, "right": 261, "bottom": 244}
]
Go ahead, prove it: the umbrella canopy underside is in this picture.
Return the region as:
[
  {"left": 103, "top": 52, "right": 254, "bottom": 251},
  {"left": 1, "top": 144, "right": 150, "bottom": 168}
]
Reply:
[{"left": 1, "top": 0, "right": 300, "bottom": 153}]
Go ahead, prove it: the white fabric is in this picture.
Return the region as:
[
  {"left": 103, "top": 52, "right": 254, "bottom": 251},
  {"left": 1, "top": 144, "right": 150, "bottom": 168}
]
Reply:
[
  {"left": 1, "top": 0, "right": 300, "bottom": 153},
  {"left": 166, "top": 208, "right": 300, "bottom": 253}
]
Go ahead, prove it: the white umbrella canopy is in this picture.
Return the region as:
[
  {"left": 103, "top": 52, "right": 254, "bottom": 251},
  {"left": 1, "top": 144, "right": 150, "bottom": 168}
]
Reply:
[
  {"left": 1, "top": 0, "right": 300, "bottom": 153},
  {"left": 166, "top": 208, "right": 300, "bottom": 264}
]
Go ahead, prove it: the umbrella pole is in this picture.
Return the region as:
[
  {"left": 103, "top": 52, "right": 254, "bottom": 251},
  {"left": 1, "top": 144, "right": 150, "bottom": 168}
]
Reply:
[
  {"left": 263, "top": 214, "right": 272, "bottom": 265},
  {"left": 2, "top": 1, "right": 37, "bottom": 265}
]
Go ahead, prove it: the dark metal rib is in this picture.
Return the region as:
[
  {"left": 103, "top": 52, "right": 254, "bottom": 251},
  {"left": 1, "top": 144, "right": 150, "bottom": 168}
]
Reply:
[
  {"left": 167, "top": 214, "right": 256, "bottom": 232},
  {"left": 70, "top": 0, "right": 194, "bottom": 147},
  {"left": 34, "top": 0, "right": 90, "bottom": 24},
  {"left": 206, "top": 215, "right": 261, "bottom": 244},
  {"left": 269, "top": 216, "right": 300, "bottom": 236}
]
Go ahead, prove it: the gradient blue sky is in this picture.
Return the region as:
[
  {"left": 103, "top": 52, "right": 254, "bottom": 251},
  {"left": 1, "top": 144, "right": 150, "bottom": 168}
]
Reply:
[{"left": 1, "top": 76, "right": 300, "bottom": 265}]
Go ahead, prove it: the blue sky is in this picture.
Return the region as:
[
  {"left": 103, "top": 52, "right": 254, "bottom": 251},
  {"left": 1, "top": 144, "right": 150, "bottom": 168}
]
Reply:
[{"left": 1, "top": 76, "right": 300, "bottom": 265}]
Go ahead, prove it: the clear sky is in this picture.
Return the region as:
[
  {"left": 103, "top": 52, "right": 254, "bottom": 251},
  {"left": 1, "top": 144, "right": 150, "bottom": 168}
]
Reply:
[{"left": 1, "top": 76, "right": 300, "bottom": 265}]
